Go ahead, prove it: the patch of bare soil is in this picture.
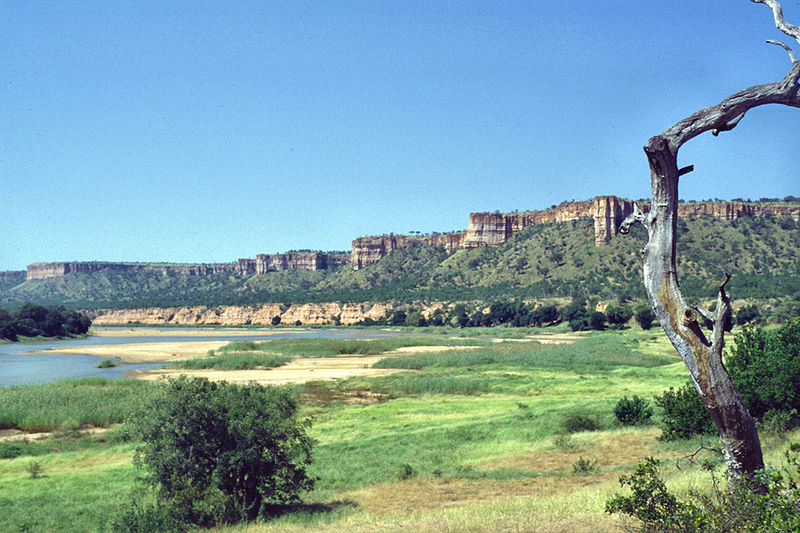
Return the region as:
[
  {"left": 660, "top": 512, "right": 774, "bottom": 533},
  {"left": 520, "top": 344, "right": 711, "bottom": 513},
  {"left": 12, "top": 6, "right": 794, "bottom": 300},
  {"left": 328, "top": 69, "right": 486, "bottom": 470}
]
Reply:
[{"left": 125, "top": 353, "right": 405, "bottom": 385}]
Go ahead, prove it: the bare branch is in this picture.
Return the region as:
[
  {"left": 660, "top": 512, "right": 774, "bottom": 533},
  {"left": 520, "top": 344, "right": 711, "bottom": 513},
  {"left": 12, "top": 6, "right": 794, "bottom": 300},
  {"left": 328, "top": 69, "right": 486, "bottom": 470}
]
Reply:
[
  {"left": 661, "top": 59, "right": 800, "bottom": 150},
  {"left": 767, "top": 39, "right": 798, "bottom": 62},
  {"left": 712, "top": 112, "right": 746, "bottom": 136},
  {"left": 678, "top": 165, "right": 694, "bottom": 176},
  {"left": 692, "top": 302, "right": 714, "bottom": 323},
  {"left": 752, "top": 0, "right": 800, "bottom": 47}
]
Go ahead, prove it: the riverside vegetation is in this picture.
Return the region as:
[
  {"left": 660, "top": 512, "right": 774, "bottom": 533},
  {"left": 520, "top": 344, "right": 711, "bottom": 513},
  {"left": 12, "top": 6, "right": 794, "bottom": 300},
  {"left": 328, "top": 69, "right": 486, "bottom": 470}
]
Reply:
[{"left": 1, "top": 324, "right": 799, "bottom": 532}]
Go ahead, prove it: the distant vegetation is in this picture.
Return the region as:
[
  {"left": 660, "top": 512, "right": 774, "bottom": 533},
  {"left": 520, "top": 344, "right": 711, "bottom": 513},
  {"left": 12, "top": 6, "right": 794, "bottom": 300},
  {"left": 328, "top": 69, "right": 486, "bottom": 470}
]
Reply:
[
  {"left": 0, "top": 303, "right": 91, "bottom": 341},
  {"left": 1, "top": 214, "right": 798, "bottom": 313}
]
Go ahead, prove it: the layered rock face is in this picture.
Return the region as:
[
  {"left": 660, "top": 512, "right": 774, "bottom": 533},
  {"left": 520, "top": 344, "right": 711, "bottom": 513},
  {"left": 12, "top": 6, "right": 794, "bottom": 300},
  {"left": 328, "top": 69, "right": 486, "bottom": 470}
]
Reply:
[
  {"left": 677, "top": 202, "right": 800, "bottom": 220},
  {"left": 90, "top": 302, "right": 393, "bottom": 326},
  {"left": 27, "top": 262, "right": 234, "bottom": 280},
  {"left": 593, "top": 195, "right": 635, "bottom": 246},
  {"left": 351, "top": 196, "right": 797, "bottom": 269},
  {"left": 235, "top": 252, "right": 349, "bottom": 275},
  {"left": 351, "top": 235, "right": 415, "bottom": 270}
]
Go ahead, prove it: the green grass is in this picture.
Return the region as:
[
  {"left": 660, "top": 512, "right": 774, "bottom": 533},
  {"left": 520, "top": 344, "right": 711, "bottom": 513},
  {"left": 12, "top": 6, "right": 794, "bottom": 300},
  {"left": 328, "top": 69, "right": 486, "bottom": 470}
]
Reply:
[
  {"left": 170, "top": 353, "right": 293, "bottom": 370},
  {"left": 374, "top": 334, "right": 677, "bottom": 371},
  {"left": 218, "top": 336, "right": 492, "bottom": 357},
  {"left": 171, "top": 336, "right": 492, "bottom": 370},
  {"left": 0, "top": 378, "right": 157, "bottom": 431},
  {"left": 0, "top": 329, "right": 795, "bottom": 532}
]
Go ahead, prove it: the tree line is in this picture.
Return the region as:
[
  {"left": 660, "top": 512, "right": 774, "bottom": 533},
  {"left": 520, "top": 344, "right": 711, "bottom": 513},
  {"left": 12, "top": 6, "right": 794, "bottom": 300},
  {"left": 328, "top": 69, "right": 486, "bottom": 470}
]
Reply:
[{"left": 0, "top": 303, "right": 91, "bottom": 341}]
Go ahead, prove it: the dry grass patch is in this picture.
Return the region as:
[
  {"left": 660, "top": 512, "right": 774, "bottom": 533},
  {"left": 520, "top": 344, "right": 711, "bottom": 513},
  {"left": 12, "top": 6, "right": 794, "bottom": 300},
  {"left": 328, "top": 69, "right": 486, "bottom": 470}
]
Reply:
[
  {"left": 343, "top": 476, "right": 613, "bottom": 515},
  {"left": 479, "top": 428, "right": 663, "bottom": 474}
]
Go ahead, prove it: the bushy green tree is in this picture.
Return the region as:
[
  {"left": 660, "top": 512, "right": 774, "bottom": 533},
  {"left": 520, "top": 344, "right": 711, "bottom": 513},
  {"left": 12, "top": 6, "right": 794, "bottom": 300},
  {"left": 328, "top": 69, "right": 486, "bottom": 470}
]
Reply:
[
  {"left": 654, "top": 383, "right": 716, "bottom": 440},
  {"left": 606, "top": 304, "right": 633, "bottom": 329},
  {"left": 634, "top": 305, "right": 655, "bottom": 330},
  {"left": 128, "top": 377, "right": 314, "bottom": 527},
  {"left": 726, "top": 319, "right": 800, "bottom": 421}
]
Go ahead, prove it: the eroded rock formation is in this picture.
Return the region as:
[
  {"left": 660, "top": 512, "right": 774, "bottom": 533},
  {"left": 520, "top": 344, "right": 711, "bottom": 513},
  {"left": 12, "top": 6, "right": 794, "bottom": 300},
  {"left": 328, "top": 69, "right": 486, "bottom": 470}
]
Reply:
[
  {"left": 90, "top": 302, "right": 393, "bottom": 326},
  {"left": 26, "top": 262, "right": 235, "bottom": 280},
  {"left": 350, "top": 196, "right": 799, "bottom": 269}
]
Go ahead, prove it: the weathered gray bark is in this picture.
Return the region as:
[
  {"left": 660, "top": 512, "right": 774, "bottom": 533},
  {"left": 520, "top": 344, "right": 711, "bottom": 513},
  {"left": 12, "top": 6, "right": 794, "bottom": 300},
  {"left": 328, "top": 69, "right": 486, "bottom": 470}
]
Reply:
[{"left": 620, "top": 0, "right": 800, "bottom": 486}]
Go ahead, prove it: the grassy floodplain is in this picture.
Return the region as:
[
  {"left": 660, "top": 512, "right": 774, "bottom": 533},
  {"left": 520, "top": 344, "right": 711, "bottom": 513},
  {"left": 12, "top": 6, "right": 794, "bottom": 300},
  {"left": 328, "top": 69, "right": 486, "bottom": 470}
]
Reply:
[{"left": 0, "top": 328, "right": 798, "bottom": 532}]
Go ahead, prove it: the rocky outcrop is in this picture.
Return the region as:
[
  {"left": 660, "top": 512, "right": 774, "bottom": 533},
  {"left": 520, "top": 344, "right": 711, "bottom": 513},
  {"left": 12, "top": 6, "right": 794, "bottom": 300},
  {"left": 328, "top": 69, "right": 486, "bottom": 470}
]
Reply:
[
  {"left": 90, "top": 303, "right": 393, "bottom": 326},
  {"left": 593, "top": 195, "right": 635, "bottom": 246},
  {"left": 351, "top": 196, "right": 798, "bottom": 269},
  {"left": 677, "top": 201, "right": 800, "bottom": 220},
  {"left": 351, "top": 233, "right": 466, "bottom": 270},
  {"left": 27, "top": 252, "right": 352, "bottom": 280},
  {"left": 351, "top": 235, "right": 416, "bottom": 270},
  {"left": 27, "top": 262, "right": 235, "bottom": 280},
  {"left": 236, "top": 252, "right": 350, "bottom": 275}
]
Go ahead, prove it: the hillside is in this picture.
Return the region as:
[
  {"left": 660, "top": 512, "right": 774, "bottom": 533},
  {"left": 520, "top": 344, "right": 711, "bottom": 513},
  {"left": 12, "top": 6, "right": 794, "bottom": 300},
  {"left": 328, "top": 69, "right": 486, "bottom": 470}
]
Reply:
[{"left": 1, "top": 213, "right": 797, "bottom": 310}]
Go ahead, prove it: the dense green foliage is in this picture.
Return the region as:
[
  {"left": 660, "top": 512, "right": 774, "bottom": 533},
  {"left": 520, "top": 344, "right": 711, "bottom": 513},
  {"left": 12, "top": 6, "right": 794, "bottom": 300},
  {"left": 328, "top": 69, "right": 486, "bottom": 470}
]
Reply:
[
  {"left": 0, "top": 303, "right": 91, "bottom": 341},
  {"left": 653, "top": 383, "right": 717, "bottom": 440},
  {"left": 2, "top": 214, "right": 797, "bottom": 310},
  {"left": 606, "top": 446, "right": 800, "bottom": 532},
  {"left": 654, "top": 319, "right": 800, "bottom": 440},
  {"left": 726, "top": 319, "right": 800, "bottom": 422},
  {"left": 127, "top": 377, "right": 315, "bottom": 527},
  {"left": 614, "top": 395, "right": 654, "bottom": 426}
]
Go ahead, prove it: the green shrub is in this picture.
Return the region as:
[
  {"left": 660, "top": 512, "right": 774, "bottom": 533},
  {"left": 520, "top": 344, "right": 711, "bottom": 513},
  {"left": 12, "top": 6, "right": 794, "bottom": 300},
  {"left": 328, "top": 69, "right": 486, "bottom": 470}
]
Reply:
[
  {"left": 653, "top": 383, "right": 715, "bottom": 440},
  {"left": 572, "top": 456, "right": 598, "bottom": 475},
  {"left": 563, "top": 411, "right": 601, "bottom": 433},
  {"left": 726, "top": 318, "right": 800, "bottom": 421},
  {"left": 96, "top": 359, "right": 118, "bottom": 368},
  {"left": 606, "top": 444, "right": 800, "bottom": 532},
  {"left": 634, "top": 305, "right": 655, "bottom": 330},
  {"left": 614, "top": 395, "right": 654, "bottom": 426},
  {"left": 128, "top": 377, "right": 314, "bottom": 527}
]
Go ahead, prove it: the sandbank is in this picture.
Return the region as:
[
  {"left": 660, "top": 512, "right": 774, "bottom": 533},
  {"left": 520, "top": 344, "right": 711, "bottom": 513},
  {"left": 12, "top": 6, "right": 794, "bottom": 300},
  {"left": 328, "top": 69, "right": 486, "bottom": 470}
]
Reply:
[{"left": 90, "top": 327, "right": 295, "bottom": 337}]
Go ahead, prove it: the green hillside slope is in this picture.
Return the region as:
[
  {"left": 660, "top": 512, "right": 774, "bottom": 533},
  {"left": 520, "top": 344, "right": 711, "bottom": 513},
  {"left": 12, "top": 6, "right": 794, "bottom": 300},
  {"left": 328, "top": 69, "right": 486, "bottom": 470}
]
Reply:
[{"left": 1, "top": 215, "right": 798, "bottom": 309}]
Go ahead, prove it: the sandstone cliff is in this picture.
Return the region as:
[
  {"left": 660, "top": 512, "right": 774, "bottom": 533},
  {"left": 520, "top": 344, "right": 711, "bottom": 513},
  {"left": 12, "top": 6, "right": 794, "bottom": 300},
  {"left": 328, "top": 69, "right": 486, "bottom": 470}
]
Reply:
[
  {"left": 349, "top": 196, "right": 799, "bottom": 269},
  {"left": 236, "top": 252, "right": 350, "bottom": 275},
  {"left": 90, "top": 302, "right": 393, "bottom": 326},
  {"left": 26, "top": 261, "right": 235, "bottom": 280}
]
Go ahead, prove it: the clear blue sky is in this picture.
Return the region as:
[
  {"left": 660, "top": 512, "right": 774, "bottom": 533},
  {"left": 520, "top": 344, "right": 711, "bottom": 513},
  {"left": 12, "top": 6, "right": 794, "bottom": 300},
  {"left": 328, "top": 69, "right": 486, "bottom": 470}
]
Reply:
[{"left": 2, "top": 0, "right": 798, "bottom": 271}]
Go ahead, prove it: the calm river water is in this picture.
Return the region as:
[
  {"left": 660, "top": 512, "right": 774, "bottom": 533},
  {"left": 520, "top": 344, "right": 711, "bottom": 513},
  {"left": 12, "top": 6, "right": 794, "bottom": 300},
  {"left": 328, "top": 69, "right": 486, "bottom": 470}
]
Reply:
[{"left": 0, "top": 327, "right": 396, "bottom": 387}]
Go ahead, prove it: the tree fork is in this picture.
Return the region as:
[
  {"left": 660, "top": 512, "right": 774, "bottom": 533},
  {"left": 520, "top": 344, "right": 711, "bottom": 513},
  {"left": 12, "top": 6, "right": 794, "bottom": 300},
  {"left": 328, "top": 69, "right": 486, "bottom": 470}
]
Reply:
[{"left": 621, "top": 0, "right": 799, "bottom": 487}]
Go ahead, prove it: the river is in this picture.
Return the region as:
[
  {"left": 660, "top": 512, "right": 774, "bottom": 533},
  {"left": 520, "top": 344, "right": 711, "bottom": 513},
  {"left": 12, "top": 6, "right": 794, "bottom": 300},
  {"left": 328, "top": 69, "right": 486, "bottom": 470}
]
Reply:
[{"left": 0, "top": 327, "right": 398, "bottom": 387}]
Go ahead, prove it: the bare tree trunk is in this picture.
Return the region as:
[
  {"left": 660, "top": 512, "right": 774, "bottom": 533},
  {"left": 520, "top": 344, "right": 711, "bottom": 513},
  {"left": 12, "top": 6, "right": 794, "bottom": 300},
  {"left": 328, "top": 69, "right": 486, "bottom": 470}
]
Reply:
[{"left": 620, "top": 0, "right": 800, "bottom": 487}]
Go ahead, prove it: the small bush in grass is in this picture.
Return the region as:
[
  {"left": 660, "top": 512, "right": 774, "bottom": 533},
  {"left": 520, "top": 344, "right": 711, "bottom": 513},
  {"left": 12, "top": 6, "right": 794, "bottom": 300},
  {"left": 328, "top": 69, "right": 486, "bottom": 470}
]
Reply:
[
  {"left": 572, "top": 456, "right": 598, "bottom": 475},
  {"left": 552, "top": 434, "right": 574, "bottom": 449},
  {"left": 26, "top": 461, "right": 43, "bottom": 479},
  {"left": 614, "top": 395, "right": 654, "bottom": 426},
  {"left": 563, "top": 411, "right": 601, "bottom": 433},
  {"left": 399, "top": 463, "right": 417, "bottom": 480}
]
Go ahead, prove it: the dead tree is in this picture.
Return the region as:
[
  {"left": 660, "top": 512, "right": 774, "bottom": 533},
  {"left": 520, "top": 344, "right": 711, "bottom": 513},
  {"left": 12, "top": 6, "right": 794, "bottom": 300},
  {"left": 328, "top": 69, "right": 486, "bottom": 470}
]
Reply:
[{"left": 619, "top": 0, "right": 799, "bottom": 486}]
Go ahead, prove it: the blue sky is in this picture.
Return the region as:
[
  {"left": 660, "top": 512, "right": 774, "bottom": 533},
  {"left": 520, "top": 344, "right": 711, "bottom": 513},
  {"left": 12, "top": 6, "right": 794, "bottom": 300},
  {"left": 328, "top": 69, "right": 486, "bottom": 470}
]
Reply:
[{"left": 2, "top": 0, "right": 798, "bottom": 271}]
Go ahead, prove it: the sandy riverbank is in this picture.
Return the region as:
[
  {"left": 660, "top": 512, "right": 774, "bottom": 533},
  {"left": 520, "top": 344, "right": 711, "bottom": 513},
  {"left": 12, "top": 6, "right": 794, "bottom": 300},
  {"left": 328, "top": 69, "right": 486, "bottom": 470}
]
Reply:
[
  {"left": 90, "top": 327, "right": 295, "bottom": 337},
  {"left": 26, "top": 331, "right": 579, "bottom": 386}
]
